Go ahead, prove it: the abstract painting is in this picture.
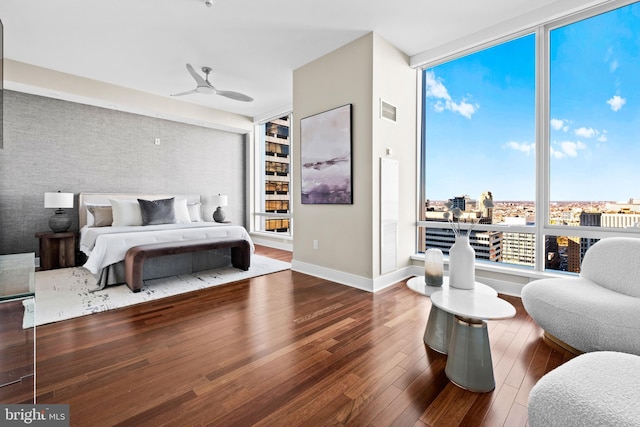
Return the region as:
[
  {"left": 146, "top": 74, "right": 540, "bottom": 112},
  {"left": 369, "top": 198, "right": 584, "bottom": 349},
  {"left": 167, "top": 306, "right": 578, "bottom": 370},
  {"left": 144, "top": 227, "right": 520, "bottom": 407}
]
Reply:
[{"left": 300, "top": 104, "right": 353, "bottom": 204}]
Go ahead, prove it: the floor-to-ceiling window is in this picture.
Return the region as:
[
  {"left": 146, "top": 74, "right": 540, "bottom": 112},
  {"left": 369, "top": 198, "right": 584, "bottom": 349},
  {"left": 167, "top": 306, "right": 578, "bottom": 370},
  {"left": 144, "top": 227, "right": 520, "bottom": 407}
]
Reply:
[
  {"left": 255, "top": 114, "right": 293, "bottom": 235},
  {"left": 420, "top": 34, "right": 536, "bottom": 269},
  {"left": 419, "top": 0, "right": 640, "bottom": 273}
]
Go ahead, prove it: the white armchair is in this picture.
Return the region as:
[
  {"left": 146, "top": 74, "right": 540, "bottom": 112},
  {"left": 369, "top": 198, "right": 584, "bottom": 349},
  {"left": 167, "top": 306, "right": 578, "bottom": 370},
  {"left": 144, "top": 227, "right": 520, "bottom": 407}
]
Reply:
[{"left": 522, "top": 237, "right": 640, "bottom": 355}]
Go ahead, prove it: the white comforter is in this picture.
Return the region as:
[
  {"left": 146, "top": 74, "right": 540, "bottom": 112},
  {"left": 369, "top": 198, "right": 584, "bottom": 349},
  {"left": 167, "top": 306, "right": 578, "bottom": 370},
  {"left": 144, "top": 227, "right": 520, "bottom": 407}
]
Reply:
[{"left": 80, "top": 222, "right": 254, "bottom": 274}]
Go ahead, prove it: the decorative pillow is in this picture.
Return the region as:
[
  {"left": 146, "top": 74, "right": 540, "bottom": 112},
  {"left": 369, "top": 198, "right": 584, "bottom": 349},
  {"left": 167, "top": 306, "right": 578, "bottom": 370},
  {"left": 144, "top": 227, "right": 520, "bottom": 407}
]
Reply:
[
  {"left": 138, "top": 198, "right": 176, "bottom": 226},
  {"left": 87, "top": 205, "right": 113, "bottom": 227},
  {"left": 110, "top": 199, "right": 143, "bottom": 226},
  {"left": 173, "top": 198, "right": 192, "bottom": 224},
  {"left": 188, "top": 202, "right": 202, "bottom": 222}
]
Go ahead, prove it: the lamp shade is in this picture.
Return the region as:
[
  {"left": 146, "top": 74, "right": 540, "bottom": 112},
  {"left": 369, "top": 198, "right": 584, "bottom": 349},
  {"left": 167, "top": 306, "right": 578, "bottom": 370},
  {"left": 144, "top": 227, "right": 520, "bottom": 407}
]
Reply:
[
  {"left": 211, "top": 194, "right": 228, "bottom": 207},
  {"left": 44, "top": 192, "right": 74, "bottom": 209}
]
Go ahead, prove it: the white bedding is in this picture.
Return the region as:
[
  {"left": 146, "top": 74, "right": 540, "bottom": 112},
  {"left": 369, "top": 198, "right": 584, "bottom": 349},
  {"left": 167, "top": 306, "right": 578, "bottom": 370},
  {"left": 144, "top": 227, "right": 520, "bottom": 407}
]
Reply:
[{"left": 81, "top": 222, "right": 254, "bottom": 275}]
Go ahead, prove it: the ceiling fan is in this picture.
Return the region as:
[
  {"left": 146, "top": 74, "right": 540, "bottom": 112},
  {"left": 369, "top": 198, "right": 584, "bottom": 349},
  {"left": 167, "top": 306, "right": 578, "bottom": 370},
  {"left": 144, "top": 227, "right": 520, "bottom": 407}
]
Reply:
[{"left": 171, "top": 63, "right": 253, "bottom": 102}]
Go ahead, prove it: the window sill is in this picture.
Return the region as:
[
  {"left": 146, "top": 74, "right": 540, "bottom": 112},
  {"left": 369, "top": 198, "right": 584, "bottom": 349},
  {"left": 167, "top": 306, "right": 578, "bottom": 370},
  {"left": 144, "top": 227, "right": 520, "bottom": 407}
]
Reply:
[{"left": 410, "top": 253, "right": 574, "bottom": 281}]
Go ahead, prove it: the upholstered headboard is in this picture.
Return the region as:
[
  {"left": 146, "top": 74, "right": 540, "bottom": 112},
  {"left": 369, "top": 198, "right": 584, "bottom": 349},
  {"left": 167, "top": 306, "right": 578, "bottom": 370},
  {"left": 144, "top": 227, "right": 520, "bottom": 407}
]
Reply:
[{"left": 79, "top": 193, "right": 202, "bottom": 229}]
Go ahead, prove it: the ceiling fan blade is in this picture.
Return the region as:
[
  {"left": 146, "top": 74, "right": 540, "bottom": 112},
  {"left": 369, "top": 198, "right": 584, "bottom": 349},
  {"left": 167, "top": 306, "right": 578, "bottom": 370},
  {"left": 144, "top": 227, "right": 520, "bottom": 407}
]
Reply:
[
  {"left": 186, "top": 63, "right": 209, "bottom": 87},
  {"left": 216, "top": 90, "right": 254, "bottom": 102},
  {"left": 170, "top": 89, "right": 199, "bottom": 97}
]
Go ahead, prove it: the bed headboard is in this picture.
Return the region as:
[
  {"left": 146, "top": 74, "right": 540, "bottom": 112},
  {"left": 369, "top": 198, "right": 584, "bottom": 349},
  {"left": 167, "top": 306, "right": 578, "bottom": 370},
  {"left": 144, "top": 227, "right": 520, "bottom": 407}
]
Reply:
[{"left": 79, "top": 193, "right": 202, "bottom": 228}]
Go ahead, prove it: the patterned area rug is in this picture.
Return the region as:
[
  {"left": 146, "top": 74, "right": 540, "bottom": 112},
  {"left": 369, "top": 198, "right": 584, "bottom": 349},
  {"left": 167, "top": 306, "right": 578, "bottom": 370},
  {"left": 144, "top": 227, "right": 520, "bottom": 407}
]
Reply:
[{"left": 33, "top": 255, "right": 290, "bottom": 326}]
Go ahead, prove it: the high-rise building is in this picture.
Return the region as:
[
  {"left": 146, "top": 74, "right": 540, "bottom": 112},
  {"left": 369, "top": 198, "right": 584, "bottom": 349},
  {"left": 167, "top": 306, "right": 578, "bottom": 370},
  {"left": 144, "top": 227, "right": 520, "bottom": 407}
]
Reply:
[
  {"left": 263, "top": 116, "right": 291, "bottom": 233},
  {"left": 577, "top": 212, "right": 601, "bottom": 270},
  {"left": 451, "top": 195, "right": 473, "bottom": 211},
  {"left": 423, "top": 192, "right": 501, "bottom": 262},
  {"left": 424, "top": 228, "right": 502, "bottom": 262},
  {"left": 580, "top": 212, "right": 601, "bottom": 227},
  {"left": 545, "top": 236, "right": 560, "bottom": 270},
  {"left": 497, "top": 217, "right": 535, "bottom": 267},
  {"left": 502, "top": 232, "right": 535, "bottom": 266},
  {"left": 566, "top": 236, "right": 581, "bottom": 273},
  {"left": 601, "top": 212, "right": 640, "bottom": 228}
]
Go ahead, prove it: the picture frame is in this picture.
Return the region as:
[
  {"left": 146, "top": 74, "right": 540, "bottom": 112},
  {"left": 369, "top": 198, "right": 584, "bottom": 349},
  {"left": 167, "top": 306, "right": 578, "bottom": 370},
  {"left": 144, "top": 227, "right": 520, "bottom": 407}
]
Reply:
[{"left": 300, "top": 104, "right": 353, "bottom": 204}]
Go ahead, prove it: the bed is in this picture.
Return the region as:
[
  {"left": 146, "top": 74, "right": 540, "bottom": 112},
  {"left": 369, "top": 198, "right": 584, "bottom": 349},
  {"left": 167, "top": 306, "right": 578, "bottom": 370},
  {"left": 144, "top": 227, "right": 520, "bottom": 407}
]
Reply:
[{"left": 78, "top": 193, "right": 254, "bottom": 290}]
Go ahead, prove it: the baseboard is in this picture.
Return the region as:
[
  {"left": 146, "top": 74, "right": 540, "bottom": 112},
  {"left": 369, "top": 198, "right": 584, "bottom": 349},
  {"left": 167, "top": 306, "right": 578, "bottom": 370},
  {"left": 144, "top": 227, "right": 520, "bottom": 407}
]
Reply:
[
  {"left": 373, "top": 266, "right": 418, "bottom": 292},
  {"left": 291, "top": 260, "right": 417, "bottom": 293},
  {"left": 250, "top": 234, "right": 293, "bottom": 252},
  {"left": 475, "top": 276, "right": 523, "bottom": 297}
]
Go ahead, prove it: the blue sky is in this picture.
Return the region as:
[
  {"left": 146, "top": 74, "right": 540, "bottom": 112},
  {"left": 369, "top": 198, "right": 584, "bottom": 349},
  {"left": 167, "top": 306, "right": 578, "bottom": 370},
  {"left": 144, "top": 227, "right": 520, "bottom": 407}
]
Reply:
[{"left": 423, "top": 3, "right": 640, "bottom": 202}]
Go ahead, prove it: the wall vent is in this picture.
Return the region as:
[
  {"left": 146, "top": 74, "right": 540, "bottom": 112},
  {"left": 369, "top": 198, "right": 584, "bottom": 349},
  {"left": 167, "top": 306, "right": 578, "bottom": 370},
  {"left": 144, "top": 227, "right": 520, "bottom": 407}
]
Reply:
[{"left": 380, "top": 99, "right": 397, "bottom": 123}]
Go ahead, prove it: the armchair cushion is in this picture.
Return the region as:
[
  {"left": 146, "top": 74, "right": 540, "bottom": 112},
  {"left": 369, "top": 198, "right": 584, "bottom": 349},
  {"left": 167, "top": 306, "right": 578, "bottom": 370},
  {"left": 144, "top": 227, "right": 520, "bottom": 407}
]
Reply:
[
  {"left": 522, "top": 237, "right": 640, "bottom": 355},
  {"left": 580, "top": 237, "right": 640, "bottom": 298},
  {"left": 521, "top": 277, "right": 640, "bottom": 354},
  {"left": 528, "top": 351, "right": 640, "bottom": 427}
]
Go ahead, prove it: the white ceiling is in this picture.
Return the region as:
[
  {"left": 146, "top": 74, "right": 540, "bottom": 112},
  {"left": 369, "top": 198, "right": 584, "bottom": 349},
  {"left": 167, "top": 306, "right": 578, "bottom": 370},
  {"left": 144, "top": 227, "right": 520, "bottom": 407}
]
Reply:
[{"left": 0, "top": 0, "right": 605, "bottom": 121}]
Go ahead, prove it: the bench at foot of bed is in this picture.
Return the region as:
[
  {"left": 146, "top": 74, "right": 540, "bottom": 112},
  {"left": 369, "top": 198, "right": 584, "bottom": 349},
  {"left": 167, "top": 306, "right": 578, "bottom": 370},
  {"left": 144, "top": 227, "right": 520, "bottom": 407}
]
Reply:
[{"left": 124, "top": 238, "right": 251, "bottom": 292}]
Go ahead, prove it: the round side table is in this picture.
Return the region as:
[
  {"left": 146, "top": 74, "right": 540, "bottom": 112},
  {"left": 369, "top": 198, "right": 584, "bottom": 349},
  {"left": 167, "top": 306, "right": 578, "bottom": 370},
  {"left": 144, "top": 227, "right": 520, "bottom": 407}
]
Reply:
[
  {"left": 406, "top": 276, "right": 497, "bottom": 354},
  {"left": 430, "top": 290, "right": 516, "bottom": 392}
]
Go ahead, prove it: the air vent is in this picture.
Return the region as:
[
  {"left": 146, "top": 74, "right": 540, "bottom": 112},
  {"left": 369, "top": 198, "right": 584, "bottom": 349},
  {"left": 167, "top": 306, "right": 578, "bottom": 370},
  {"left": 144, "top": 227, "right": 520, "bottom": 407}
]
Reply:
[{"left": 380, "top": 99, "right": 397, "bottom": 123}]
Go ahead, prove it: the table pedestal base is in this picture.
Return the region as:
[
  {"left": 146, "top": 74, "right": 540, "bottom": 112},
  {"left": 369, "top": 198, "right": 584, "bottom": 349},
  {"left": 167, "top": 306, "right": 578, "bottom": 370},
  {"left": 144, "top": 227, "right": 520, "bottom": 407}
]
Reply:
[
  {"left": 424, "top": 306, "right": 454, "bottom": 354},
  {"left": 445, "top": 316, "right": 495, "bottom": 393}
]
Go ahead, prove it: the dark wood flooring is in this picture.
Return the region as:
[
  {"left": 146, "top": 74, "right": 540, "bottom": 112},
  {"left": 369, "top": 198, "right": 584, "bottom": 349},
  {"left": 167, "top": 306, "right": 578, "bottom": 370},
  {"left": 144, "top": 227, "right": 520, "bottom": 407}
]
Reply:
[
  {"left": 19, "top": 246, "right": 575, "bottom": 425},
  {"left": 0, "top": 299, "right": 35, "bottom": 404}
]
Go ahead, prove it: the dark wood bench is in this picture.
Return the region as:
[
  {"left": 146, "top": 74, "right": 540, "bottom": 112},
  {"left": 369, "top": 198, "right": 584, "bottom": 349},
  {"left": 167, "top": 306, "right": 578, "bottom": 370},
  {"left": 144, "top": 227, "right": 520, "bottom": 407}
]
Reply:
[{"left": 124, "top": 238, "right": 251, "bottom": 292}]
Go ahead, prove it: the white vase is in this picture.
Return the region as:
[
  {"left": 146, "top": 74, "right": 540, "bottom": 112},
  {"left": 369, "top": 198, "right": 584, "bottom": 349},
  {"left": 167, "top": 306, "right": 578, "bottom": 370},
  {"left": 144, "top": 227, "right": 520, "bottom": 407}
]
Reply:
[{"left": 449, "top": 234, "right": 475, "bottom": 290}]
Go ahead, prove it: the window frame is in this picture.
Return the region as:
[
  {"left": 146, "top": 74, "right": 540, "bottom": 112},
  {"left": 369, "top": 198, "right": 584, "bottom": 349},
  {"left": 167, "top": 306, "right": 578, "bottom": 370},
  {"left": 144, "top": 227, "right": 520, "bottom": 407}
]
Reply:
[{"left": 417, "top": 0, "right": 640, "bottom": 274}]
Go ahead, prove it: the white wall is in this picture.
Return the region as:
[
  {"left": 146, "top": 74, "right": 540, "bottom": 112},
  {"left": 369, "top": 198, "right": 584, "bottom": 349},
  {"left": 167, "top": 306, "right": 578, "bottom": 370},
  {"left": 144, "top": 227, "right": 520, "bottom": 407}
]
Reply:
[
  {"left": 291, "top": 32, "right": 417, "bottom": 292},
  {"left": 371, "top": 34, "right": 418, "bottom": 281}
]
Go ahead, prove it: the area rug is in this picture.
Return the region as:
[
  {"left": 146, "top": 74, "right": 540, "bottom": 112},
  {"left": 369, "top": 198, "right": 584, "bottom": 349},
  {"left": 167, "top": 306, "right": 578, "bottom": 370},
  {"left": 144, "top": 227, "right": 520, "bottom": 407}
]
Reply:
[{"left": 32, "top": 255, "right": 290, "bottom": 327}]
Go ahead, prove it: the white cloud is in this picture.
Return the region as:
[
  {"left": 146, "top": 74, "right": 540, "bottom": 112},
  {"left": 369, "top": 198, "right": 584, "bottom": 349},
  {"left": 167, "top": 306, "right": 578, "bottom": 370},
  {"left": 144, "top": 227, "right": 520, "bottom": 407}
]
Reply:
[
  {"left": 607, "top": 95, "right": 626, "bottom": 111},
  {"left": 425, "top": 71, "right": 478, "bottom": 119},
  {"left": 449, "top": 100, "right": 477, "bottom": 119},
  {"left": 597, "top": 130, "right": 608, "bottom": 142},
  {"left": 425, "top": 71, "right": 451, "bottom": 100},
  {"left": 550, "top": 118, "right": 565, "bottom": 131},
  {"left": 574, "top": 127, "right": 598, "bottom": 138},
  {"left": 561, "top": 141, "right": 586, "bottom": 157},
  {"left": 610, "top": 59, "right": 619, "bottom": 72},
  {"left": 551, "top": 140, "right": 587, "bottom": 159},
  {"left": 550, "top": 147, "right": 563, "bottom": 159},
  {"left": 550, "top": 118, "right": 570, "bottom": 132},
  {"left": 506, "top": 141, "right": 534, "bottom": 155}
]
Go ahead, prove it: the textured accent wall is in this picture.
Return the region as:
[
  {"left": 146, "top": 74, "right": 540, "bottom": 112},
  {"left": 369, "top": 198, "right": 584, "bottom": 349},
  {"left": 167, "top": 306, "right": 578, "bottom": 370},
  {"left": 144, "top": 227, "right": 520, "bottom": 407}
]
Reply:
[{"left": 0, "top": 90, "right": 247, "bottom": 256}]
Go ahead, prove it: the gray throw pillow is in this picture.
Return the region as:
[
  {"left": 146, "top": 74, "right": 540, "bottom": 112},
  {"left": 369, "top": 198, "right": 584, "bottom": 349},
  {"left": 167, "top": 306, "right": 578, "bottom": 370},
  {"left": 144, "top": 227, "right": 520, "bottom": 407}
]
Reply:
[{"left": 138, "top": 198, "right": 177, "bottom": 225}]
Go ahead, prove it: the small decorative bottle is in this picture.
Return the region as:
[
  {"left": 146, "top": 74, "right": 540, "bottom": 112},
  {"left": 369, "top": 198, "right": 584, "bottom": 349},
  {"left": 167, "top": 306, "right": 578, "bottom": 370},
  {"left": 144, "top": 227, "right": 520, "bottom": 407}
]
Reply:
[{"left": 424, "top": 248, "right": 444, "bottom": 287}]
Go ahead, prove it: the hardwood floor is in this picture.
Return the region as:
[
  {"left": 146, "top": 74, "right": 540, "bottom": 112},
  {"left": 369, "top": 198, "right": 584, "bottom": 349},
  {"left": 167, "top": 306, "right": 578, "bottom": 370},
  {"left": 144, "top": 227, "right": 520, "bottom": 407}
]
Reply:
[
  {"left": 0, "top": 299, "right": 35, "bottom": 404},
  {"left": 32, "top": 245, "right": 575, "bottom": 426}
]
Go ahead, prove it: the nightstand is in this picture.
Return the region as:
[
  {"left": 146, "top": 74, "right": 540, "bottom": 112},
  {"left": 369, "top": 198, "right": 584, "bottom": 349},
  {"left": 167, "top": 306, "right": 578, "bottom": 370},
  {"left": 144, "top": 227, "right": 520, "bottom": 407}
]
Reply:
[{"left": 35, "top": 231, "right": 78, "bottom": 270}]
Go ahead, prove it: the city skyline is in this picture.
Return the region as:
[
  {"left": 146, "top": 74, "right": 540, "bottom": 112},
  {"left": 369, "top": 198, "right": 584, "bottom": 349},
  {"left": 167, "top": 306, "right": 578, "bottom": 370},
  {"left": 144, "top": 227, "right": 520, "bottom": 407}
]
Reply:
[{"left": 423, "top": 3, "right": 640, "bottom": 202}]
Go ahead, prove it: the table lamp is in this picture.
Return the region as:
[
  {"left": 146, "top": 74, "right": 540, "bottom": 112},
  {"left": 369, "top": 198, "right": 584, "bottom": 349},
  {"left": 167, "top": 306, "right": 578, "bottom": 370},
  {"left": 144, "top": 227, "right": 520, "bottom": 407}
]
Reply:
[
  {"left": 44, "top": 191, "right": 74, "bottom": 232},
  {"left": 212, "top": 194, "right": 228, "bottom": 222}
]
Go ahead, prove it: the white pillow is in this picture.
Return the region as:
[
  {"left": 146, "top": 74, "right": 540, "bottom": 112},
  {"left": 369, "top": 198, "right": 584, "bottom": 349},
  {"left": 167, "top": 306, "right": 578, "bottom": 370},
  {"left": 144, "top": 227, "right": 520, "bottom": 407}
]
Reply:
[
  {"left": 110, "top": 199, "right": 143, "bottom": 226},
  {"left": 174, "top": 198, "right": 191, "bottom": 224},
  {"left": 188, "top": 202, "right": 202, "bottom": 222}
]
